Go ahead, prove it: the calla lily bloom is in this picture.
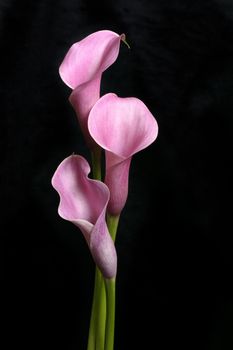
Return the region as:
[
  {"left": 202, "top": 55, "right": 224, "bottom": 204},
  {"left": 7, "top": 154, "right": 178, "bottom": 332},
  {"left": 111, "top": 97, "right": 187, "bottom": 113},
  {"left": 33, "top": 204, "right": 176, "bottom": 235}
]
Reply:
[
  {"left": 51, "top": 155, "right": 117, "bottom": 279},
  {"left": 59, "top": 30, "right": 126, "bottom": 149},
  {"left": 88, "top": 93, "right": 158, "bottom": 216}
]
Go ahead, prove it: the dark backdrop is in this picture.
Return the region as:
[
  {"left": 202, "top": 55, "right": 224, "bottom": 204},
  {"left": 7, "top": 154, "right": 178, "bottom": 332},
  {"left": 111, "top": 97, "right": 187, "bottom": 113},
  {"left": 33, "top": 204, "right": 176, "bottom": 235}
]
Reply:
[{"left": 1, "top": 0, "right": 233, "bottom": 349}]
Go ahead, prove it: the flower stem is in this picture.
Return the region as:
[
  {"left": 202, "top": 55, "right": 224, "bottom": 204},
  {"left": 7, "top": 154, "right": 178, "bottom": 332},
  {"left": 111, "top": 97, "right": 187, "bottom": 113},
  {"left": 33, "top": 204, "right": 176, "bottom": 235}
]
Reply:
[
  {"left": 87, "top": 146, "right": 106, "bottom": 350},
  {"left": 95, "top": 270, "right": 106, "bottom": 350},
  {"left": 106, "top": 214, "right": 120, "bottom": 242},
  {"left": 87, "top": 268, "right": 98, "bottom": 350},
  {"left": 87, "top": 268, "right": 106, "bottom": 350},
  {"left": 91, "top": 146, "right": 102, "bottom": 181},
  {"left": 103, "top": 216, "right": 119, "bottom": 350},
  {"left": 104, "top": 278, "right": 116, "bottom": 350}
]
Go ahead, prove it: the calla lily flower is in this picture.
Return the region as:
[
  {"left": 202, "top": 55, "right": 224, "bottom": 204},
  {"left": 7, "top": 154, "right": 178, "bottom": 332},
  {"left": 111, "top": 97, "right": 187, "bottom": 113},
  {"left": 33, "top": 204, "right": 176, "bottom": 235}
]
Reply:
[
  {"left": 59, "top": 30, "right": 126, "bottom": 149},
  {"left": 88, "top": 93, "right": 158, "bottom": 216},
  {"left": 51, "top": 154, "right": 117, "bottom": 279}
]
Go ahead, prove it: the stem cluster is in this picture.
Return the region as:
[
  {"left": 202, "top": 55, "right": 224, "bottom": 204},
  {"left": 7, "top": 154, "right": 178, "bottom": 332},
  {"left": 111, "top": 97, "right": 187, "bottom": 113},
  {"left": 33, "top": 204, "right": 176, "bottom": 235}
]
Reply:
[{"left": 87, "top": 148, "right": 119, "bottom": 350}]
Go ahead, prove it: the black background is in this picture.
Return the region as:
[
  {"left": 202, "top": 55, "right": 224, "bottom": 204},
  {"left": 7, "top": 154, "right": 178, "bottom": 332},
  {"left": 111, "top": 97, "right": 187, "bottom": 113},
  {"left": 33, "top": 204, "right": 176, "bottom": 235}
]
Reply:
[{"left": 1, "top": 0, "right": 233, "bottom": 349}]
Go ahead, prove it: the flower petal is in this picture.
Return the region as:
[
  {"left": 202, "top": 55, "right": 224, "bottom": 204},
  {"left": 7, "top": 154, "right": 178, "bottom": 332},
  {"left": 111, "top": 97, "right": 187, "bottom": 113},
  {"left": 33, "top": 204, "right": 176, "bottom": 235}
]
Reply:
[
  {"left": 51, "top": 154, "right": 108, "bottom": 237},
  {"left": 59, "top": 30, "right": 124, "bottom": 89},
  {"left": 90, "top": 211, "right": 117, "bottom": 279},
  {"left": 69, "top": 76, "right": 101, "bottom": 149},
  {"left": 51, "top": 155, "right": 117, "bottom": 278},
  {"left": 51, "top": 155, "right": 108, "bottom": 225},
  {"left": 88, "top": 93, "right": 158, "bottom": 215},
  {"left": 88, "top": 93, "right": 158, "bottom": 159},
  {"left": 104, "top": 157, "right": 132, "bottom": 216}
]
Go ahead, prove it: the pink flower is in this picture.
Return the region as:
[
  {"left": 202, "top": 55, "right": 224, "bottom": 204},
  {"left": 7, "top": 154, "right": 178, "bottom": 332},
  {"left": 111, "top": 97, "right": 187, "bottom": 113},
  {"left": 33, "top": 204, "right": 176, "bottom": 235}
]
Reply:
[
  {"left": 88, "top": 93, "right": 158, "bottom": 216},
  {"left": 51, "top": 155, "right": 117, "bottom": 279},
  {"left": 59, "top": 30, "right": 126, "bottom": 149}
]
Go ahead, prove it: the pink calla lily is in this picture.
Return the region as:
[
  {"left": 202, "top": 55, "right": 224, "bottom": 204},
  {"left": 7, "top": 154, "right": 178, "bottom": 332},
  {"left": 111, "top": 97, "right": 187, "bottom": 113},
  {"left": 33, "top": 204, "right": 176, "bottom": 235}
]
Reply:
[
  {"left": 88, "top": 93, "right": 158, "bottom": 216},
  {"left": 51, "top": 154, "right": 117, "bottom": 279},
  {"left": 59, "top": 30, "right": 126, "bottom": 149}
]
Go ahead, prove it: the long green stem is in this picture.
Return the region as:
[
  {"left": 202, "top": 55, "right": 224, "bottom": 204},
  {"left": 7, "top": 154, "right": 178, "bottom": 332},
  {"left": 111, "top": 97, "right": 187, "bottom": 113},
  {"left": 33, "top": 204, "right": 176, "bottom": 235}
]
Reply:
[
  {"left": 106, "top": 214, "right": 120, "bottom": 242},
  {"left": 91, "top": 147, "right": 102, "bottom": 181},
  {"left": 103, "top": 215, "right": 120, "bottom": 350},
  {"left": 87, "top": 269, "right": 106, "bottom": 350},
  {"left": 87, "top": 269, "right": 99, "bottom": 350},
  {"left": 95, "top": 270, "right": 106, "bottom": 350},
  {"left": 87, "top": 146, "right": 106, "bottom": 350},
  {"left": 104, "top": 278, "right": 116, "bottom": 350}
]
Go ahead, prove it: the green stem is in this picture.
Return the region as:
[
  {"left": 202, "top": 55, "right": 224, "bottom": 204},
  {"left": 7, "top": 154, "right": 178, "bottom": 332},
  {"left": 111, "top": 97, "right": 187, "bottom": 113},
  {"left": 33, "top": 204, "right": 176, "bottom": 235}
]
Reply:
[
  {"left": 103, "top": 216, "right": 119, "bottom": 350},
  {"left": 91, "top": 147, "right": 102, "bottom": 181},
  {"left": 104, "top": 278, "right": 116, "bottom": 350},
  {"left": 87, "top": 268, "right": 99, "bottom": 350},
  {"left": 87, "top": 269, "right": 106, "bottom": 350},
  {"left": 106, "top": 214, "right": 120, "bottom": 242},
  {"left": 95, "top": 270, "right": 106, "bottom": 350},
  {"left": 87, "top": 147, "right": 106, "bottom": 350}
]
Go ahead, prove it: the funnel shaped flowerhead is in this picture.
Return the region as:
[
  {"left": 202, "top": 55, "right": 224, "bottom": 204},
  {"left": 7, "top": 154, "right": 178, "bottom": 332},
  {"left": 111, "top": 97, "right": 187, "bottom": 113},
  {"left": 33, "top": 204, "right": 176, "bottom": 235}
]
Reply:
[
  {"left": 59, "top": 30, "right": 125, "bottom": 89},
  {"left": 51, "top": 155, "right": 117, "bottom": 279},
  {"left": 59, "top": 30, "right": 126, "bottom": 149},
  {"left": 88, "top": 93, "right": 158, "bottom": 215}
]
